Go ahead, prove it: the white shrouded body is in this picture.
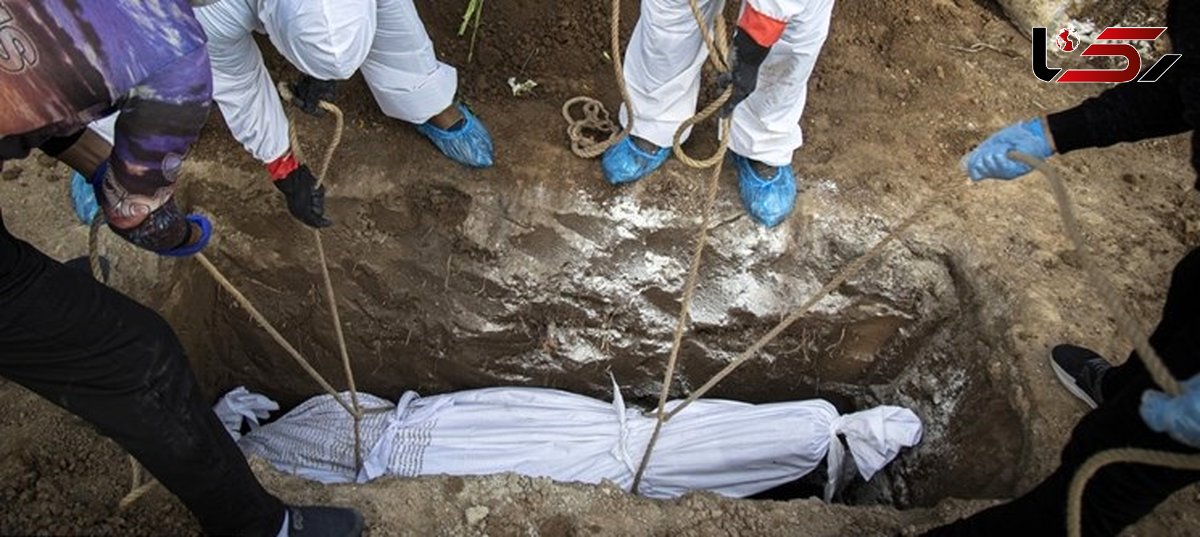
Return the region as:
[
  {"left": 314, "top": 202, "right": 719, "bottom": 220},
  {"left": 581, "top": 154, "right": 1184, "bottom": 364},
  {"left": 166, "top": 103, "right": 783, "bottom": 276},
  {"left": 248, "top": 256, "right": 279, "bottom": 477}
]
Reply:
[{"left": 219, "top": 384, "right": 922, "bottom": 501}]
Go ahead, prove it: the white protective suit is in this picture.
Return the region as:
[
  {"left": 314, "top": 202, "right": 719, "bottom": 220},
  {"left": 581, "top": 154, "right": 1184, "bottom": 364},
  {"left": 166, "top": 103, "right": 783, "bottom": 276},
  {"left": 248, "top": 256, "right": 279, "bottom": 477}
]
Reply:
[
  {"left": 193, "top": 0, "right": 457, "bottom": 164},
  {"left": 622, "top": 0, "right": 835, "bottom": 167}
]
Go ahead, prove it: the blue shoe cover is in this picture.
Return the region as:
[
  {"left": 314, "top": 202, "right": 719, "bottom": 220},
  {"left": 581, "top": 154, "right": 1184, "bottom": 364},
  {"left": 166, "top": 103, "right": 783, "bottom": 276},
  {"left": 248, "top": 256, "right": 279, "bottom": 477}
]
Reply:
[
  {"left": 416, "top": 104, "right": 494, "bottom": 168},
  {"left": 70, "top": 170, "right": 100, "bottom": 225},
  {"left": 734, "top": 154, "right": 796, "bottom": 228},
  {"left": 601, "top": 136, "right": 670, "bottom": 185}
]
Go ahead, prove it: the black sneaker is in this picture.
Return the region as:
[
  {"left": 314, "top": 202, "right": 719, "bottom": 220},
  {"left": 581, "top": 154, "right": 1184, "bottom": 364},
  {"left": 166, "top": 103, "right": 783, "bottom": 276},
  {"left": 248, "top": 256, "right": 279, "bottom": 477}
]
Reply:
[
  {"left": 1050, "top": 344, "right": 1111, "bottom": 409},
  {"left": 284, "top": 505, "right": 364, "bottom": 537}
]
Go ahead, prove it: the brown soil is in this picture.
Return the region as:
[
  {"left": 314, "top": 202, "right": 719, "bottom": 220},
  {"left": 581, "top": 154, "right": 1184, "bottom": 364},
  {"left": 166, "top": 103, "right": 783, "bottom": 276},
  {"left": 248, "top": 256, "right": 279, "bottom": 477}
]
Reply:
[{"left": 2, "top": 0, "right": 1200, "bottom": 535}]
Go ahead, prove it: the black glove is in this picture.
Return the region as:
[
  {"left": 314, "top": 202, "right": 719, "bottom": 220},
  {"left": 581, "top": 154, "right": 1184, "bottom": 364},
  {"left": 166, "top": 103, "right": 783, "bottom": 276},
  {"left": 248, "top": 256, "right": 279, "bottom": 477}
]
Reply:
[
  {"left": 718, "top": 30, "right": 772, "bottom": 118},
  {"left": 289, "top": 75, "right": 338, "bottom": 116},
  {"left": 274, "top": 164, "right": 332, "bottom": 228}
]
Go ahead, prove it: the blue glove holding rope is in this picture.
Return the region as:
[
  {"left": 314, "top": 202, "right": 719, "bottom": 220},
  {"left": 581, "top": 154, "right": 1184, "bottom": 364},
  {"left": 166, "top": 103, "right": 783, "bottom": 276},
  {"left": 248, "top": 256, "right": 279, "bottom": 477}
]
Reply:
[
  {"left": 1140, "top": 374, "right": 1200, "bottom": 449},
  {"left": 963, "top": 118, "right": 1055, "bottom": 181}
]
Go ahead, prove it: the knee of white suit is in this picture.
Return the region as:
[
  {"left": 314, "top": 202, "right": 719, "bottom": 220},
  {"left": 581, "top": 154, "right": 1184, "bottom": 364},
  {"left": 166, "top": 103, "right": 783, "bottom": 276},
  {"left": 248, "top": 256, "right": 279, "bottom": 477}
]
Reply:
[{"left": 260, "top": 0, "right": 378, "bottom": 80}]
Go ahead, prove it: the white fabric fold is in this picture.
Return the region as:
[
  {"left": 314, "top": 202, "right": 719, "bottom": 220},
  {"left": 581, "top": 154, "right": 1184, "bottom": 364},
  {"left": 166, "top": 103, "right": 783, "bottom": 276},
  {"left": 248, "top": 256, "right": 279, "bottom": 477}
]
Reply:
[{"left": 212, "top": 386, "right": 279, "bottom": 441}]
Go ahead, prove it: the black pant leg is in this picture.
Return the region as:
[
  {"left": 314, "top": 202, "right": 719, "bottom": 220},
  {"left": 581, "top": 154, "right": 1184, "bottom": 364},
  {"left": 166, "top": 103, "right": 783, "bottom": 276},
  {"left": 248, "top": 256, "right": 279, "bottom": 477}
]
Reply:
[
  {"left": 923, "top": 320, "right": 1200, "bottom": 537},
  {"left": 1103, "top": 246, "right": 1200, "bottom": 396},
  {"left": 0, "top": 214, "right": 284, "bottom": 536}
]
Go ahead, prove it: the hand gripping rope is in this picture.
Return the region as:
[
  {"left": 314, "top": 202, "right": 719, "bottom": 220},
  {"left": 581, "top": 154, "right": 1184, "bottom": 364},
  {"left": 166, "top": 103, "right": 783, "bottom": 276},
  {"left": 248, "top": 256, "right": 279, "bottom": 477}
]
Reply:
[
  {"left": 90, "top": 89, "right": 368, "bottom": 510},
  {"left": 564, "top": 12, "right": 1200, "bottom": 522}
]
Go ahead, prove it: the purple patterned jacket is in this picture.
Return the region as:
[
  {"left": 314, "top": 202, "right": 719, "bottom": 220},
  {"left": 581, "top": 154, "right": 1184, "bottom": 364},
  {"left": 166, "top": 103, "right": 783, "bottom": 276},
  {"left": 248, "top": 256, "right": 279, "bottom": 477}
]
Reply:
[{"left": 0, "top": 0, "right": 213, "bottom": 252}]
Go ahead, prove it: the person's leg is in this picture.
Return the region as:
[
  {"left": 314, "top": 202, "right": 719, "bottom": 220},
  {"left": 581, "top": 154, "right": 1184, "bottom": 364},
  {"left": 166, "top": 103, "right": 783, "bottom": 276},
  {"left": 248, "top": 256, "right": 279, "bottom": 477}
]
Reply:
[
  {"left": 620, "top": 0, "right": 723, "bottom": 148},
  {"left": 360, "top": 0, "right": 457, "bottom": 124},
  {"left": 727, "top": 0, "right": 833, "bottom": 168},
  {"left": 0, "top": 214, "right": 284, "bottom": 536},
  {"left": 361, "top": 0, "right": 492, "bottom": 168},
  {"left": 1102, "top": 246, "right": 1200, "bottom": 396},
  {"left": 924, "top": 324, "right": 1200, "bottom": 536},
  {"left": 261, "top": 0, "right": 376, "bottom": 82}
]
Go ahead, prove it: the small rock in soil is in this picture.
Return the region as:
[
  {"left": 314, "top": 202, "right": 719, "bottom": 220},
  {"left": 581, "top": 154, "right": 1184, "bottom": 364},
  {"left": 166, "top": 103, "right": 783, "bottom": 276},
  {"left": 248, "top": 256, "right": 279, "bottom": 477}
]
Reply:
[{"left": 2, "top": 165, "right": 22, "bottom": 181}]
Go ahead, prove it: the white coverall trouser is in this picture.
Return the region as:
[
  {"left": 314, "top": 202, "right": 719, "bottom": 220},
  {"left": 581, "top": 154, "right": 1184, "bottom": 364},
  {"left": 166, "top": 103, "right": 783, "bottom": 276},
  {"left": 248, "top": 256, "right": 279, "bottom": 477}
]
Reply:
[
  {"left": 621, "top": 0, "right": 835, "bottom": 167},
  {"left": 195, "top": 0, "right": 457, "bottom": 164}
]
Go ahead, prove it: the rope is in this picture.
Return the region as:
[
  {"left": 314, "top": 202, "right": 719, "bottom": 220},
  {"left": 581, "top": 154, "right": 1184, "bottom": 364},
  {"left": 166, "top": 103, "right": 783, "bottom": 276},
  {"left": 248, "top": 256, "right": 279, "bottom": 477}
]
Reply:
[
  {"left": 272, "top": 82, "right": 365, "bottom": 470},
  {"left": 118, "top": 455, "right": 157, "bottom": 511},
  {"left": 627, "top": 0, "right": 735, "bottom": 494},
  {"left": 667, "top": 195, "right": 939, "bottom": 420},
  {"left": 273, "top": 82, "right": 365, "bottom": 471},
  {"left": 1009, "top": 153, "right": 1180, "bottom": 396},
  {"left": 560, "top": 0, "right": 635, "bottom": 159},
  {"left": 630, "top": 126, "right": 727, "bottom": 492},
  {"left": 1066, "top": 448, "right": 1200, "bottom": 537},
  {"left": 90, "top": 84, "right": 364, "bottom": 509},
  {"left": 1007, "top": 152, "right": 1200, "bottom": 537},
  {"left": 193, "top": 253, "right": 355, "bottom": 414},
  {"left": 89, "top": 212, "right": 106, "bottom": 280},
  {"left": 562, "top": 96, "right": 621, "bottom": 159},
  {"left": 669, "top": 0, "right": 731, "bottom": 169},
  {"left": 560, "top": 0, "right": 738, "bottom": 494},
  {"left": 87, "top": 214, "right": 155, "bottom": 511}
]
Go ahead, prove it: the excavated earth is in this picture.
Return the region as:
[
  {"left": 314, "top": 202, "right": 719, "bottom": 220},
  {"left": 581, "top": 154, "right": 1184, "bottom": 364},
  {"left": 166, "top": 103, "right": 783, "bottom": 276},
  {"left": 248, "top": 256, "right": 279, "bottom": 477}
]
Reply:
[{"left": 2, "top": 0, "right": 1199, "bottom": 535}]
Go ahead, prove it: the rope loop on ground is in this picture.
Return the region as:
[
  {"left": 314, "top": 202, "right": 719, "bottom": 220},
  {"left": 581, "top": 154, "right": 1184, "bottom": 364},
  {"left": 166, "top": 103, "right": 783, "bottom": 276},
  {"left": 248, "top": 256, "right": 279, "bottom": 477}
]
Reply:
[
  {"left": 562, "top": 96, "right": 621, "bottom": 159},
  {"left": 561, "top": 0, "right": 635, "bottom": 159}
]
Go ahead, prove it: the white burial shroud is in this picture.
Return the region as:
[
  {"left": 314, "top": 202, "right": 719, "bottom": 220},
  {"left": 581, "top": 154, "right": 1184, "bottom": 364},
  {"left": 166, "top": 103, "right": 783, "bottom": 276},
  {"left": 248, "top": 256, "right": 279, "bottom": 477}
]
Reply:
[{"left": 216, "top": 384, "right": 922, "bottom": 501}]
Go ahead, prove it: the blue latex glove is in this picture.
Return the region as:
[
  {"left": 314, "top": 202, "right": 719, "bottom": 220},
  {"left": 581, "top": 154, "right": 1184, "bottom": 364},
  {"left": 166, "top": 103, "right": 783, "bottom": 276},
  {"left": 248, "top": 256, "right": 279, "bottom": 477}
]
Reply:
[
  {"left": 963, "top": 118, "right": 1054, "bottom": 181},
  {"left": 415, "top": 103, "right": 495, "bottom": 168},
  {"left": 70, "top": 170, "right": 100, "bottom": 224},
  {"left": 734, "top": 154, "right": 796, "bottom": 228},
  {"left": 156, "top": 214, "right": 212, "bottom": 258},
  {"left": 1140, "top": 374, "right": 1200, "bottom": 449}
]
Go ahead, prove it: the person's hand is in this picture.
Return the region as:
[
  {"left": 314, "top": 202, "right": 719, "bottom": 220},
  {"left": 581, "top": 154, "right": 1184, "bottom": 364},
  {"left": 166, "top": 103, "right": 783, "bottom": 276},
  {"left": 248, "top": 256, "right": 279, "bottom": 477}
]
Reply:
[
  {"left": 962, "top": 118, "right": 1055, "bottom": 181},
  {"left": 289, "top": 75, "right": 337, "bottom": 116},
  {"left": 1140, "top": 374, "right": 1200, "bottom": 449},
  {"left": 70, "top": 170, "right": 101, "bottom": 224},
  {"left": 718, "top": 30, "right": 771, "bottom": 118},
  {"left": 274, "top": 164, "right": 331, "bottom": 228},
  {"left": 157, "top": 214, "right": 212, "bottom": 258}
]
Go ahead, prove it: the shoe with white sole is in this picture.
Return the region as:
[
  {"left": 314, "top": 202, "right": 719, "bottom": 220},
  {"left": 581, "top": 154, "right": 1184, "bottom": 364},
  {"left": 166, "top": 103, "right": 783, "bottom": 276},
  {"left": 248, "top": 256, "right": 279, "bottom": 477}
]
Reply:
[{"left": 1050, "top": 344, "right": 1110, "bottom": 409}]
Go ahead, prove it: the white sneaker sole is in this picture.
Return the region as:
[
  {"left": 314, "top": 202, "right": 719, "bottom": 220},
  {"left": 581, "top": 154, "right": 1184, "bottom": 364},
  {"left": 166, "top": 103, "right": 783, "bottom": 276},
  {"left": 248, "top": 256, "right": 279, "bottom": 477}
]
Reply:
[{"left": 1050, "top": 355, "right": 1099, "bottom": 409}]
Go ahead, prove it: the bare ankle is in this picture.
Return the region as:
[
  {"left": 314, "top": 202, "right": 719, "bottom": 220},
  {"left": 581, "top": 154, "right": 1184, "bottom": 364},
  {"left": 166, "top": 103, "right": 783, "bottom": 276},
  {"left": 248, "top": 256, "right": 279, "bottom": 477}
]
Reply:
[{"left": 429, "top": 105, "right": 463, "bottom": 130}]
